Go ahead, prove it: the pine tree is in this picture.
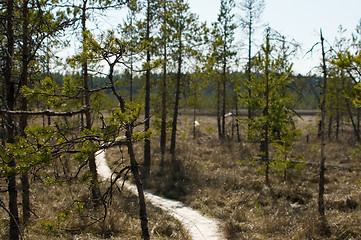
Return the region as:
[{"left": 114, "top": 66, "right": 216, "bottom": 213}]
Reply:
[
  {"left": 239, "top": 0, "right": 265, "bottom": 121},
  {"left": 211, "top": 0, "right": 237, "bottom": 139},
  {"left": 239, "top": 28, "right": 300, "bottom": 185},
  {"left": 168, "top": 0, "right": 202, "bottom": 163}
]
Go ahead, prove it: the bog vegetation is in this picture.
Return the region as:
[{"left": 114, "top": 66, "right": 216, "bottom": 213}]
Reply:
[{"left": 0, "top": 0, "right": 360, "bottom": 239}]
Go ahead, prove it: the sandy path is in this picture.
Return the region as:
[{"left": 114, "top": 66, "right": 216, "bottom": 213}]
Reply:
[{"left": 95, "top": 150, "right": 224, "bottom": 240}]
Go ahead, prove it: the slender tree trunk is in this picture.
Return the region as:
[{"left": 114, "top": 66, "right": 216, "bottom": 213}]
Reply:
[
  {"left": 20, "top": 174, "right": 30, "bottom": 224},
  {"left": 109, "top": 63, "right": 150, "bottom": 240},
  {"left": 127, "top": 132, "right": 150, "bottom": 240},
  {"left": 247, "top": 18, "right": 253, "bottom": 121},
  {"left": 318, "top": 30, "right": 327, "bottom": 218},
  {"left": 193, "top": 93, "right": 197, "bottom": 139},
  {"left": 336, "top": 109, "right": 340, "bottom": 141},
  {"left": 170, "top": 36, "right": 182, "bottom": 163},
  {"left": 336, "top": 88, "right": 340, "bottom": 141},
  {"left": 5, "top": 0, "right": 20, "bottom": 238},
  {"left": 217, "top": 80, "right": 222, "bottom": 139},
  {"left": 327, "top": 116, "right": 333, "bottom": 139},
  {"left": 346, "top": 100, "right": 360, "bottom": 141},
  {"left": 235, "top": 92, "right": 240, "bottom": 142},
  {"left": 221, "top": 53, "right": 226, "bottom": 139},
  {"left": 130, "top": 56, "right": 133, "bottom": 102},
  {"left": 263, "top": 31, "right": 270, "bottom": 185},
  {"left": 45, "top": 42, "right": 51, "bottom": 126},
  {"left": 20, "top": 0, "right": 30, "bottom": 225},
  {"left": 81, "top": 1, "right": 101, "bottom": 202},
  {"left": 357, "top": 108, "right": 360, "bottom": 137},
  {"left": 160, "top": 5, "right": 167, "bottom": 167},
  {"left": 143, "top": 0, "right": 151, "bottom": 179},
  {"left": 160, "top": 53, "right": 167, "bottom": 165}
]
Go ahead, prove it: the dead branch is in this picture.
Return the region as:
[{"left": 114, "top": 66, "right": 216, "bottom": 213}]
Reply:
[{"left": 0, "top": 107, "right": 90, "bottom": 116}]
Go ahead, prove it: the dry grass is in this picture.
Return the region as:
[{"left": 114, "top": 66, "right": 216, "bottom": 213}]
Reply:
[
  {"left": 123, "top": 114, "right": 361, "bottom": 240},
  {"left": 2, "top": 112, "right": 360, "bottom": 239},
  {"left": 0, "top": 150, "right": 190, "bottom": 239}
]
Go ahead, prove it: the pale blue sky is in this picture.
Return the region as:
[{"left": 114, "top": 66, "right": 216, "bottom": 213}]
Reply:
[
  {"left": 64, "top": 1, "right": 361, "bottom": 75},
  {"left": 189, "top": 0, "right": 361, "bottom": 74}
]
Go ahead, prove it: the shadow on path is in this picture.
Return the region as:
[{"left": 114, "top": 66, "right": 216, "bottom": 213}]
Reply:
[{"left": 95, "top": 150, "right": 225, "bottom": 240}]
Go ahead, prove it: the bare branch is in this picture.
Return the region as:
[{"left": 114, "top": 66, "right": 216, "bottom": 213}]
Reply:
[{"left": 0, "top": 107, "right": 89, "bottom": 116}]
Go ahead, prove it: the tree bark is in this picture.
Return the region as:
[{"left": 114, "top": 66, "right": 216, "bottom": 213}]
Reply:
[
  {"left": 81, "top": 0, "right": 101, "bottom": 203},
  {"left": 318, "top": 30, "right": 327, "bottom": 217},
  {"left": 346, "top": 100, "right": 360, "bottom": 141},
  {"left": 20, "top": 0, "right": 30, "bottom": 225},
  {"left": 21, "top": 174, "right": 30, "bottom": 224},
  {"left": 221, "top": 47, "right": 227, "bottom": 139},
  {"left": 108, "top": 60, "right": 150, "bottom": 240},
  {"left": 217, "top": 80, "right": 222, "bottom": 139},
  {"left": 327, "top": 116, "right": 333, "bottom": 139},
  {"left": 235, "top": 92, "right": 240, "bottom": 142},
  {"left": 126, "top": 130, "right": 150, "bottom": 240},
  {"left": 222, "top": 64, "right": 226, "bottom": 139},
  {"left": 5, "top": 0, "right": 20, "bottom": 238},
  {"left": 193, "top": 94, "right": 197, "bottom": 139},
  {"left": 160, "top": 3, "right": 167, "bottom": 167},
  {"left": 170, "top": 24, "right": 183, "bottom": 163},
  {"left": 247, "top": 13, "right": 253, "bottom": 121},
  {"left": 263, "top": 30, "right": 270, "bottom": 185},
  {"left": 143, "top": 0, "right": 151, "bottom": 179},
  {"left": 170, "top": 48, "right": 182, "bottom": 163}
]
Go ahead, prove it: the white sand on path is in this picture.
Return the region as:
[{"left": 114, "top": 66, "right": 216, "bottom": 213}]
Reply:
[{"left": 95, "top": 150, "right": 224, "bottom": 240}]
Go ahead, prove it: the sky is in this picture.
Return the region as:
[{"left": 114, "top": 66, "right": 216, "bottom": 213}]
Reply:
[{"left": 188, "top": 0, "right": 361, "bottom": 74}]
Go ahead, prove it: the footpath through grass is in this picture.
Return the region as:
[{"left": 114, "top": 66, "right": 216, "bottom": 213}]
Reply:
[{"left": 125, "top": 115, "right": 361, "bottom": 240}]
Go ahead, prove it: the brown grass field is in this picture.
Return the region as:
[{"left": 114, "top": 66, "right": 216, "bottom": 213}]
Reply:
[
  {"left": 1, "top": 112, "right": 361, "bottom": 239},
  {"left": 0, "top": 114, "right": 191, "bottom": 239},
  {"left": 123, "top": 113, "right": 361, "bottom": 240}
]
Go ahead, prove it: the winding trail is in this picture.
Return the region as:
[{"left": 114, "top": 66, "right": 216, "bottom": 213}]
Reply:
[{"left": 95, "top": 150, "right": 224, "bottom": 240}]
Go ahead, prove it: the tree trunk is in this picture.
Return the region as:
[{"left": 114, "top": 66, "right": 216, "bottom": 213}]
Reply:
[
  {"left": 21, "top": 173, "right": 30, "bottom": 224},
  {"left": 357, "top": 108, "right": 360, "bottom": 138},
  {"left": 130, "top": 56, "right": 133, "bottom": 102},
  {"left": 318, "top": 30, "right": 327, "bottom": 218},
  {"left": 217, "top": 80, "right": 222, "bottom": 139},
  {"left": 143, "top": 0, "right": 151, "bottom": 179},
  {"left": 336, "top": 89, "right": 340, "bottom": 141},
  {"left": 160, "top": 4, "right": 167, "bottom": 167},
  {"left": 247, "top": 17, "right": 253, "bottom": 121},
  {"left": 170, "top": 35, "right": 182, "bottom": 164},
  {"left": 109, "top": 62, "right": 150, "bottom": 240},
  {"left": 20, "top": 0, "right": 30, "bottom": 225},
  {"left": 327, "top": 116, "right": 333, "bottom": 139},
  {"left": 336, "top": 109, "right": 340, "bottom": 141},
  {"left": 5, "top": 0, "right": 20, "bottom": 238},
  {"left": 346, "top": 100, "right": 360, "bottom": 141},
  {"left": 263, "top": 31, "right": 270, "bottom": 185},
  {"left": 81, "top": 1, "right": 101, "bottom": 202},
  {"left": 127, "top": 129, "right": 150, "bottom": 240},
  {"left": 221, "top": 54, "right": 226, "bottom": 139},
  {"left": 235, "top": 92, "right": 240, "bottom": 142},
  {"left": 193, "top": 94, "right": 197, "bottom": 139}
]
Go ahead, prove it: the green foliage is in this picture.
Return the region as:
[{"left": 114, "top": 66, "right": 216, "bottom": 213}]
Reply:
[
  {"left": 39, "top": 220, "right": 55, "bottom": 233},
  {"left": 353, "top": 82, "right": 361, "bottom": 107},
  {"left": 270, "top": 141, "right": 305, "bottom": 176},
  {"left": 21, "top": 75, "right": 83, "bottom": 110},
  {"left": 56, "top": 210, "right": 70, "bottom": 223},
  {"left": 238, "top": 29, "right": 302, "bottom": 175},
  {"left": 73, "top": 197, "right": 84, "bottom": 214},
  {"left": 0, "top": 125, "right": 55, "bottom": 176},
  {"left": 44, "top": 176, "right": 56, "bottom": 185}
]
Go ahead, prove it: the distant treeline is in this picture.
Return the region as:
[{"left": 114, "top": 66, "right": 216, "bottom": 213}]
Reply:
[{"left": 48, "top": 71, "right": 321, "bottom": 111}]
